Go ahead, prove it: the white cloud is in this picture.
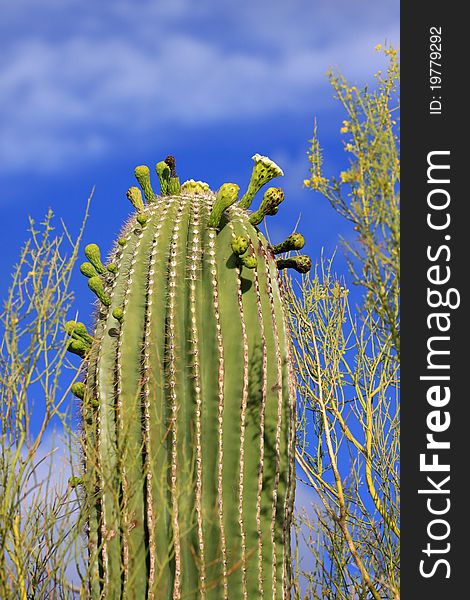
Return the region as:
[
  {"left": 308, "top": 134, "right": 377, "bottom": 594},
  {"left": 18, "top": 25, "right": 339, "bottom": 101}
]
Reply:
[{"left": 0, "top": 0, "right": 398, "bottom": 173}]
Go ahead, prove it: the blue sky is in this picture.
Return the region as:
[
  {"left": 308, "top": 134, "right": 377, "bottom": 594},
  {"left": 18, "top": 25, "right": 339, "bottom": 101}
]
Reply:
[
  {"left": 1, "top": 0, "right": 398, "bottom": 301},
  {"left": 1, "top": 0, "right": 398, "bottom": 588}
]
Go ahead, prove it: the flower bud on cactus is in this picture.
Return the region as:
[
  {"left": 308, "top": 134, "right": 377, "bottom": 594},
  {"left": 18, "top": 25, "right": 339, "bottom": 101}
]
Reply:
[
  {"left": 68, "top": 153, "right": 311, "bottom": 599},
  {"left": 126, "top": 186, "right": 145, "bottom": 213},
  {"left": 181, "top": 179, "right": 210, "bottom": 195},
  {"left": 87, "top": 276, "right": 111, "bottom": 306},
  {"left": 276, "top": 255, "right": 312, "bottom": 274},
  {"left": 239, "top": 154, "right": 284, "bottom": 209},
  {"left": 135, "top": 165, "right": 157, "bottom": 203},
  {"left": 156, "top": 161, "right": 171, "bottom": 195},
  {"left": 84, "top": 244, "right": 106, "bottom": 275},
  {"left": 71, "top": 382, "right": 86, "bottom": 400},
  {"left": 80, "top": 261, "right": 98, "bottom": 278},
  {"left": 272, "top": 233, "right": 305, "bottom": 254},
  {"left": 249, "top": 187, "right": 285, "bottom": 226},
  {"left": 231, "top": 235, "right": 249, "bottom": 256}
]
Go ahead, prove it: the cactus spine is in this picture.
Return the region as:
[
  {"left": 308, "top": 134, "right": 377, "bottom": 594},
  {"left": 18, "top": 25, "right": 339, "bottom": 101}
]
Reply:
[{"left": 69, "top": 154, "right": 311, "bottom": 599}]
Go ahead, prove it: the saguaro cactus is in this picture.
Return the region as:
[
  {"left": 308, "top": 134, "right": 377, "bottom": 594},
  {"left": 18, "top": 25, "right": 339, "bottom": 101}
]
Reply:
[{"left": 69, "top": 154, "right": 311, "bottom": 599}]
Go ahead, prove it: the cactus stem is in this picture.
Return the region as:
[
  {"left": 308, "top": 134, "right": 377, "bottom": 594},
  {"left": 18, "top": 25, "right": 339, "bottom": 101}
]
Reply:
[
  {"left": 249, "top": 187, "right": 285, "bottom": 226},
  {"left": 84, "top": 244, "right": 107, "bottom": 275},
  {"left": 208, "top": 183, "right": 240, "bottom": 229},
  {"left": 135, "top": 165, "right": 157, "bottom": 203},
  {"left": 88, "top": 276, "right": 112, "bottom": 306},
  {"left": 276, "top": 255, "right": 312, "bottom": 274},
  {"left": 272, "top": 233, "right": 305, "bottom": 254},
  {"left": 239, "top": 154, "right": 284, "bottom": 210}
]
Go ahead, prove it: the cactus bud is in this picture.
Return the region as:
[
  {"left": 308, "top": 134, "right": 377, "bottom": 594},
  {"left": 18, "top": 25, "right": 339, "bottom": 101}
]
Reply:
[
  {"left": 71, "top": 382, "right": 86, "bottom": 399},
  {"left": 118, "top": 238, "right": 127, "bottom": 247},
  {"left": 67, "top": 339, "right": 89, "bottom": 358},
  {"left": 164, "top": 155, "right": 181, "bottom": 195},
  {"left": 88, "top": 276, "right": 111, "bottom": 306},
  {"left": 136, "top": 214, "right": 148, "bottom": 227},
  {"left": 181, "top": 179, "right": 210, "bottom": 195},
  {"left": 239, "top": 154, "right": 284, "bottom": 209},
  {"left": 272, "top": 233, "right": 305, "bottom": 254},
  {"left": 249, "top": 187, "right": 285, "bottom": 226},
  {"left": 107, "top": 263, "right": 118, "bottom": 274},
  {"left": 65, "top": 321, "right": 93, "bottom": 345},
  {"left": 126, "top": 186, "right": 145, "bottom": 212},
  {"left": 276, "top": 255, "right": 312, "bottom": 274},
  {"left": 112, "top": 307, "right": 124, "bottom": 323},
  {"left": 84, "top": 244, "right": 107, "bottom": 275},
  {"left": 134, "top": 165, "right": 157, "bottom": 203},
  {"left": 208, "top": 183, "right": 239, "bottom": 229},
  {"left": 80, "top": 261, "right": 98, "bottom": 278},
  {"left": 240, "top": 254, "right": 257, "bottom": 269},
  {"left": 156, "top": 161, "right": 171, "bottom": 196},
  {"left": 231, "top": 236, "right": 249, "bottom": 256}
]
